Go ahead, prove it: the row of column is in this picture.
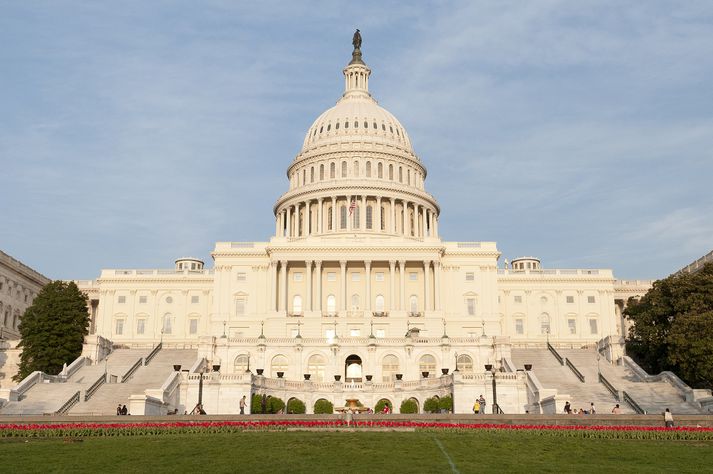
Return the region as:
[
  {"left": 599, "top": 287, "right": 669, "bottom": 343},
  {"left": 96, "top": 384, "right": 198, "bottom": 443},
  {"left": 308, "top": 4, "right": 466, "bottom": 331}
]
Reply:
[
  {"left": 275, "top": 196, "right": 438, "bottom": 239},
  {"left": 267, "top": 260, "right": 442, "bottom": 314}
]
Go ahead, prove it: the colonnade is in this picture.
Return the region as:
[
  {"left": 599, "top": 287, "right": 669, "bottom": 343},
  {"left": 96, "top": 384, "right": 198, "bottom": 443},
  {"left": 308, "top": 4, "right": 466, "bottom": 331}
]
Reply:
[
  {"left": 267, "top": 259, "right": 442, "bottom": 315},
  {"left": 275, "top": 196, "right": 438, "bottom": 239}
]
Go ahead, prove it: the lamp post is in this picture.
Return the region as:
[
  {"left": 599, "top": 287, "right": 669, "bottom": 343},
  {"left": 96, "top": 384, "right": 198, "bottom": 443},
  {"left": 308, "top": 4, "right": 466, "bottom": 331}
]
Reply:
[
  {"left": 454, "top": 352, "right": 459, "bottom": 372},
  {"left": 485, "top": 364, "right": 498, "bottom": 414},
  {"left": 221, "top": 321, "right": 227, "bottom": 339}
]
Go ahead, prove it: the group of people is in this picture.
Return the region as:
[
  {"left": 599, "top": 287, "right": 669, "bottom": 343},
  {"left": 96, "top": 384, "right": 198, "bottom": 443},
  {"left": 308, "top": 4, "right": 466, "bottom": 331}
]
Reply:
[
  {"left": 473, "top": 395, "right": 487, "bottom": 414},
  {"left": 563, "top": 401, "right": 598, "bottom": 415},
  {"left": 115, "top": 404, "right": 128, "bottom": 415}
]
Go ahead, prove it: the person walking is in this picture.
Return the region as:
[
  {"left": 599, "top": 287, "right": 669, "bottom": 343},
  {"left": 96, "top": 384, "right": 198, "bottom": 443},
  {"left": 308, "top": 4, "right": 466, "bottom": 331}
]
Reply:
[
  {"left": 239, "top": 395, "right": 246, "bottom": 414},
  {"left": 473, "top": 400, "right": 480, "bottom": 414},
  {"left": 589, "top": 402, "right": 596, "bottom": 415},
  {"left": 664, "top": 408, "right": 674, "bottom": 428},
  {"left": 478, "top": 395, "right": 487, "bottom": 415},
  {"left": 611, "top": 404, "right": 621, "bottom": 414},
  {"left": 564, "top": 401, "right": 572, "bottom": 414}
]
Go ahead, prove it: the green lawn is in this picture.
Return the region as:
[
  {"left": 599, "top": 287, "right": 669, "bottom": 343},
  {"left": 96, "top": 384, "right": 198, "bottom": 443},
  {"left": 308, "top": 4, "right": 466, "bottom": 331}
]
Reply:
[{"left": 1, "top": 430, "right": 711, "bottom": 473}]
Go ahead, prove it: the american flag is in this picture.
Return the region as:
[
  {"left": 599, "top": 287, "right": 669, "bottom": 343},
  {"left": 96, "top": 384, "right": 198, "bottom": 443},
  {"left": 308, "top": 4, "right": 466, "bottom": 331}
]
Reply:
[{"left": 348, "top": 198, "right": 356, "bottom": 215}]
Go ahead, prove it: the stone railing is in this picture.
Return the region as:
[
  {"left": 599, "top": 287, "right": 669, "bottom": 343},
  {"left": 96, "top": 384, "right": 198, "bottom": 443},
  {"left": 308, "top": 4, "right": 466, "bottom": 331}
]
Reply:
[
  {"left": 145, "top": 342, "right": 162, "bottom": 365},
  {"left": 121, "top": 358, "right": 143, "bottom": 383},
  {"left": 372, "top": 311, "right": 388, "bottom": 318},
  {"left": 111, "top": 269, "right": 214, "bottom": 276},
  {"left": 499, "top": 269, "right": 607, "bottom": 277},
  {"left": 346, "top": 311, "right": 364, "bottom": 318},
  {"left": 55, "top": 391, "right": 81, "bottom": 415},
  {"left": 84, "top": 373, "right": 106, "bottom": 402},
  {"left": 228, "top": 336, "right": 484, "bottom": 345},
  {"left": 59, "top": 356, "right": 89, "bottom": 381},
  {"left": 322, "top": 312, "right": 339, "bottom": 318}
]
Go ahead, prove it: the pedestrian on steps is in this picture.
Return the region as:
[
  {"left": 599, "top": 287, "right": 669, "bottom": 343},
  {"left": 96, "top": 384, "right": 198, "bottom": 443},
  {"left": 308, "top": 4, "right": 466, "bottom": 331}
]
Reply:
[{"left": 664, "top": 408, "right": 674, "bottom": 428}]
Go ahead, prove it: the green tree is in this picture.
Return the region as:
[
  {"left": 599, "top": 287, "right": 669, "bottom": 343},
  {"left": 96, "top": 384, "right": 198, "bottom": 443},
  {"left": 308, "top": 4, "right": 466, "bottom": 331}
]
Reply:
[
  {"left": 423, "top": 396, "right": 440, "bottom": 413},
  {"left": 286, "top": 398, "right": 306, "bottom": 414},
  {"left": 625, "top": 262, "right": 713, "bottom": 388},
  {"left": 399, "top": 398, "right": 418, "bottom": 413},
  {"left": 313, "top": 399, "right": 334, "bottom": 414},
  {"left": 15, "top": 281, "right": 89, "bottom": 381}
]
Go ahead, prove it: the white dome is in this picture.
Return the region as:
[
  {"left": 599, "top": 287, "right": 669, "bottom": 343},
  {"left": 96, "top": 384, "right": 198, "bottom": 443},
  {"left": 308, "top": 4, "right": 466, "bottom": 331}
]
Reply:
[{"left": 299, "top": 54, "right": 415, "bottom": 157}]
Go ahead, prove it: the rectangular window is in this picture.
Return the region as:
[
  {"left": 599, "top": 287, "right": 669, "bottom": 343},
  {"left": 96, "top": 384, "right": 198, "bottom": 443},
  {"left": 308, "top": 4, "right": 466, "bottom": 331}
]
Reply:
[
  {"left": 191, "top": 295, "right": 199, "bottom": 304},
  {"left": 291, "top": 328, "right": 299, "bottom": 338},
  {"left": 327, "top": 272, "right": 336, "bottom": 282},
  {"left": 115, "top": 319, "right": 124, "bottom": 335},
  {"left": 351, "top": 272, "right": 360, "bottom": 282},
  {"left": 163, "top": 317, "right": 172, "bottom": 334},
  {"left": 375, "top": 272, "right": 384, "bottom": 282},
  {"left": 589, "top": 319, "right": 598, "bottom": 334},
  {"left": 236, "top": 298, "right": 246, "bottom": 315},
  {"left": 514, "top": 295, "right": 523, "bottom": 303},
  {"left": 375, "top": 329, "right": 385, "bottom": 338},
  {"left": 294, "top": 272, "right": 303, "bottom": 282},
  {"left": 136, "top": 319, "right": 145, "bottom": 335},
  {"left": 515, "top": 319, "right": 524, "bottom": 335},
  {"left": 117, "top": 296, "right": 126, "bottom": 304},
  {"left": 139, "top": 296, "right": 147, "bottom": 304},
  {"left": 350, "top": 329, "right": 360, "bottom": 337},
  {"left": 568, "top": 319, "right": 576, "bottom": 334},
  {"left": 237, "top": 272, "right": 247, "bottom": 281},
  {"left": 325, "top": 329, "right": 336, "bottom": 340},
  {"left": 409, "top": 272, "right": 418, "bottom": 281},
  {"left": 466, "top": 298, "right": 476, "bottom": 316},
  {"left": 189, "top": 319, "right": 198, "bottom": 335},
  {"left": 587, "top": 296, "right": 596, "bottom": 304},
  {"left": 465, "top": 272, "right": 475, "bottom": 281},
  {"left": 566, "top": 296, "right": 574, "bottom": 304}
]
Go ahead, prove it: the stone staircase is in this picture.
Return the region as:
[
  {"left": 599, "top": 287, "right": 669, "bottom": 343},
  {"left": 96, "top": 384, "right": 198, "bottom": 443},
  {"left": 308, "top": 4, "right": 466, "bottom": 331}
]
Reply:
[
  {"left": 69, "top": 349, "right": 197, "bottom": 415},
  {"left": 511, "top": 348, "right": 631, "bottom": 414},
  {"left": 561, "top": 349, "right": 705, "bottom": 415},
  {"left": 0, "top": 349, "right": 147, "bottom": 415}
]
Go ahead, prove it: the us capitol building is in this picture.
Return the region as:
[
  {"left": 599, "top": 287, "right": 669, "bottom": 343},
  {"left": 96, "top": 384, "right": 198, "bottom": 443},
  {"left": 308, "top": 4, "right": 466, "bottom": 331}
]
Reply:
[{"left": 8, "top": 36, "right": 704, "bottom": 416}]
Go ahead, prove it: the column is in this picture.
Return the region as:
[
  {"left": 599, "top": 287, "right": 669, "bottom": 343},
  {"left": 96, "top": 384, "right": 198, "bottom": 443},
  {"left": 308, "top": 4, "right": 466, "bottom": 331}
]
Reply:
[
  {"left": 399, "top": 260, "right": 406, "bottom": 311},
  {"left": 376, "top": 196, "right": 382, "bottom": 232},
  {"left": 390, "top": 198, "right": 395, "bottom": 234},
  {"left": 269, "top": 261, "right": 276, "bottom": 311},
  {"left": 280, "top": 260, "right": 288, "bottom": 312},
  {"left": 306, "top": 260, "right": 313, "bottom": 312},
  {"left": 340, "top": 260, "right": 347, "bottom": 311},
  {"left": 434, "top": 261, "right": 441, "bottom": 311},
  {"left": 315, "top": 261, "right": 322, "bottom": 312},
  {"left": 286, "top": 207, "right": 291, "bottom": 238},
  {"left": 434, "top": 215, "right": 439, "bottom": 237},
  {"left": 305, "top": 200, "right": 311, "bottom": 236},
  {"left": 275, "top": 213, "right": 280, "bottom": 236},
  {"left": 365, "top": 260, "right": 372, "bottom": 313},
  {"left": 421, "top": 206, "right": 427, "bottom": 238},
  {"left": 402, "top": 201, "right": 408, "bottom": 236},
  {"left": 389, "top": 260, "right": 396, "bottom": 313},
  {"left": 318, "top": 198, "right": 323, "bottom": 234},
  {"left": 331, "top": 197, "right": 337, "bottom": 232},
  {"left": 424, "top": 260, "right": 431, "bottom": 312}
]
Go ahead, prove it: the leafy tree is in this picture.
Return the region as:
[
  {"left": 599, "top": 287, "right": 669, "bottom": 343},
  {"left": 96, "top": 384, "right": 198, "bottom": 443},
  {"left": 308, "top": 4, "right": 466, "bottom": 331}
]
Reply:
[
  {"left": 423, "top": 396, "right": 440, "bottom": 413},
  {"left": 251, "top": 394, "right": 265, "bottom": 414},
  {"left": 438, "top": 395, "right": 453, "bottom": 412},
  {"left": 266, "top": 396, "right": 285, "bottom": 414},
  {"left": 374, "top": 398, "right": 391, "bottom": 413},
  {"left": 625, "top": 263, "right": 713, "bottom": 389},
  {"left": 15, "top": 281, "right": 89, "bottom": 381},
  {"left": 313, "top": 399, "right": 334, "bottom": 414}
]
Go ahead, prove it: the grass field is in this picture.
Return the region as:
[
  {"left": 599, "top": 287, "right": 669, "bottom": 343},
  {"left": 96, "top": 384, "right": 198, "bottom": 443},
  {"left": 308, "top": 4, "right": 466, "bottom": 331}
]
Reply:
[{"left": 1, "top": 430, "right": 712, "bottom": 473}]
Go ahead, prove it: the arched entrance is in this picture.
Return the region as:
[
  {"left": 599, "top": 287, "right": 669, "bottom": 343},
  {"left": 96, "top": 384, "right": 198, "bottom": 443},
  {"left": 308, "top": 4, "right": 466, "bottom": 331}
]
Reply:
[{"left": 345, "top": 354, "right": 362, "bottom": 382}]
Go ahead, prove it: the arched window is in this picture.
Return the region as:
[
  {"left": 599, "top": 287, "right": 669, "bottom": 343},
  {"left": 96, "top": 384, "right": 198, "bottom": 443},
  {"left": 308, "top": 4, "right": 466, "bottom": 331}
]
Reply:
[
  {"left": 351, "top": 294, "right": 360, "bottom": 310},
  {"left": 319, "top": 164, "right": 324, "bottom": 180},
  {"left": 330, "top": 162, "right": 336, "bottom": 179},
  {"left": 307, "top": 354, "right": 326, "bottom": 382},
  {"left": 407, "top": 169, "right": 411, "bottom": 185},
  {"left": 162, "top": 313, "right": 172, "bottom": 334},
  {"left": 410, "top": 295, "right": 418, "bottom": 313},
  {"left": 380, "top": 206, "right": 386, "bottom": 230},
  {"left": 457, "top": 354, "right": 474, "bottom": 373},
  {"left": 302, "top": 169, "right": 306, "bottom": 185},
  {"left": 353, "top": 160, "right": 359, "bottom": 177},
  {"left": 310, "top": 167, "right": 314, "bottom": 183},
  {"left": 419, "top": 354, "right": 436, "bottom": 377},
  {"left": 366, "top": 161, "right": 371, "bottom": 177},
  {"left": 399, "top": 166, "right": 403, "bottom": 183},
  {"left": 340, "top": 206, "right": 347, "bottom": 229},
  {"left": 341, "top": 161, "right": 347, "bottom": 177},
  {"left": 375, "top": 294, "right": 385, "bottom": 312},
  {"left": 271, "top": 355, "right": 288, "bottom": 378},
  {"left": 327, "top": 294, "right": 336, "bottom": 313},
  {"left": 382, "top": 355, "right": 400, "bottom": 382},
  {"left": 378, "top": 162, "right": 383, "bottom": 178},
  {"left": 327, "top": 207, "right": 333, "bottom": 231},
  {"left": 389, "top": 164, "right": 394, "bottom": 180},
  {"left": 234, "top": 354, "right": 249, "bottom": 372},
  {"left": 366, "top": 205, "right": 373, "bottom": 229},
  {"left": 352, "top": 205, "right": 360, "bottom": 229},
  {"left": 293, "top": 295, "right": 303, "bottom": 314},
  {"left": 540, "top": 313, "right": 550, "bottom": 335}
]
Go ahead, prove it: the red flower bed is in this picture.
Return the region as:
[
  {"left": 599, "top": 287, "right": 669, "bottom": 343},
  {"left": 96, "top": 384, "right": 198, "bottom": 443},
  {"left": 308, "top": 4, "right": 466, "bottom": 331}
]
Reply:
[{"left": 0, "top": 420, "right": 712, "bottom": 439}]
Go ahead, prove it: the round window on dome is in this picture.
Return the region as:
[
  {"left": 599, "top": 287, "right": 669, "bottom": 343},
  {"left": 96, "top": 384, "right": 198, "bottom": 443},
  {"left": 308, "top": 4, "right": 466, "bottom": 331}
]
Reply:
[
  {"left": 382, "top": 124, "right": 386, "bottom": 131},
  {"left": 335, "top": 122, "right": 340, "bottom": 130},
  {"left": 327, "top": 124, "right": 331, "bottom": 131}
]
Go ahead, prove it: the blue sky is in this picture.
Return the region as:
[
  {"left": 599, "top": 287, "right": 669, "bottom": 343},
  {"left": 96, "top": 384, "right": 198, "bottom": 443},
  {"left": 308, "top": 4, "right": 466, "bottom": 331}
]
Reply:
[{"left": 1, "top": 1, "right": 711, "bottom": 281}]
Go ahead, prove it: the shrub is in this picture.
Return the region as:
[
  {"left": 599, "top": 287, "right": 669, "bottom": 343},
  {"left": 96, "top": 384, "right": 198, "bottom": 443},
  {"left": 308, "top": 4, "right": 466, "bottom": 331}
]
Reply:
[
  {"left": 251, "top": 394, "right": 265, "bottom": 414},
  {"left": 374, "top": 399, "right": 391, "bottom": 413},
  {"left": 266, "top": 396, "right": 285, "bottom": 414},
  {"left": 287, "top": 398, "right": 306, "bottom": 414},
  {"left": 314, "top": 399, "right": 334, "bottom": 414},
  {"left": 400, "top": 399, "right": 418, "bottom": 414},
  {"left": 423, "top": 397, "right": 440, "bottom": 413},
  {"left": 439, "top": 395, "right": 453, "bottom": 412}
]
